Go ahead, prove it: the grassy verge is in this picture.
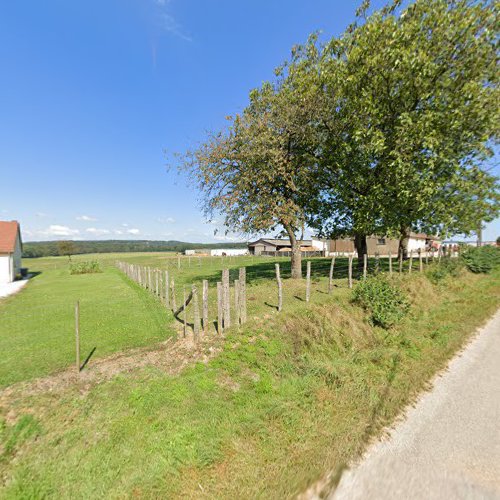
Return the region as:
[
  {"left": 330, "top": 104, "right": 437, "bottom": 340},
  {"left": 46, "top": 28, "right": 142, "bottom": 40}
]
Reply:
[
  {"left": 0, "top": 266, "right": 498, "bottom": 498},
  {"left": 0, "top": 262, "right": 173, "bottom": 387}
]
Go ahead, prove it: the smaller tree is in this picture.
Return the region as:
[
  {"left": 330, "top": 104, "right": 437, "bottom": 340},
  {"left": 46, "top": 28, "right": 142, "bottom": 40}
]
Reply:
[
  {"left": 180, "top": 69, "right": 319, "bottom": 278},
  {"left": 57, "top": 240, "right": 76, "bottom": 262}
]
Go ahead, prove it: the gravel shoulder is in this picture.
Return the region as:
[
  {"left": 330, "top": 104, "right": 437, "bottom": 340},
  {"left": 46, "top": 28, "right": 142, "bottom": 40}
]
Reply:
[{"left": 330, "top": 308, "right": 500, "bottom": 500}]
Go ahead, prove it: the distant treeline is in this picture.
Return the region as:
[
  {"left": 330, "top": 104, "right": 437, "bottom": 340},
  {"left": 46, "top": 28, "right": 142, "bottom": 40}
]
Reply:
[{"left": 22, "top": 240, "right": 247, "bottom": 258}]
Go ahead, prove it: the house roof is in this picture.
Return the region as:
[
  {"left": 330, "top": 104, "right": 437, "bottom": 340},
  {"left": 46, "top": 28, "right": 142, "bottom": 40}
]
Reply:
[
  {"left": 0, "top": 221, "right": 21, "bottom": 253},
  {"left": 248, "top": 238, "right": 312, "bottom": 247}
]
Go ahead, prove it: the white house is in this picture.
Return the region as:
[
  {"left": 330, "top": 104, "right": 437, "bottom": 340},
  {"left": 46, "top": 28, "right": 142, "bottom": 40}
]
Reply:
[
  {"left": 210, "top": 248, "right": 249, "bottom": 257},
  {"left": 0, "top": 221, "right": 23, "bottom": 284}
]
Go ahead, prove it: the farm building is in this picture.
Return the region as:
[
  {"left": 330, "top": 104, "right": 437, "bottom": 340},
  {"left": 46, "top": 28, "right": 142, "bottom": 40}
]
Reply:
[
  {"left": 315, "top": 233, "right": 438, "bottom": 255},
  {"left": 0, "top": 221, "right": 22, "bottom": 284},
  {"left": 210, "top": 248, "right": 249, "bottom": 257},
  {"left": 248, "top": 238, "right": 313, "bottom": 255}
]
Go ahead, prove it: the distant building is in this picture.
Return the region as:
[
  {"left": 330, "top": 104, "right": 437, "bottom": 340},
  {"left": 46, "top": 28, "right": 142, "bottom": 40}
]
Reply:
[
  {"left": 210, "top": 248, "right": 249, "bottom": 257},
  {"left": 0, "top": 221, "right": 22, "bottom": 284},
  {"left": 184, "top": 249, "right": 196, "bottom": 256},
  {"left": 248, "top": 238, "right": 313, "bottom": 255}
]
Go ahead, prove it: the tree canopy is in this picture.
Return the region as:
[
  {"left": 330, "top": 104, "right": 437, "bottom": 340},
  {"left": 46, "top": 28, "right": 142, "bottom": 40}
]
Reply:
[{"left": 181, "top": 0, "right": 499, "bottom": 274}]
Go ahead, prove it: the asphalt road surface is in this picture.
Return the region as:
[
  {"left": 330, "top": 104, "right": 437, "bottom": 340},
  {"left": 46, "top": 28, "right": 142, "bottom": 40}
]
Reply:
[{"left": 331, "top": 309, "right": 500, "bottom": 500}]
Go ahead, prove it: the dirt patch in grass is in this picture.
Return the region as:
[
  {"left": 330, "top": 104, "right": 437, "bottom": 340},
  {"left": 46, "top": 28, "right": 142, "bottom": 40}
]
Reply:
[{"left": 0, "top": 333, "right": 224, "bottom": 423}]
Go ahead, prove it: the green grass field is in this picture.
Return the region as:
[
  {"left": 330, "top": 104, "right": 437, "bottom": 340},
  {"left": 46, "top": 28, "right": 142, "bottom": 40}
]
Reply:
[
  {"left": 0, "top": 254, "right": 176, "bottom": 387},
  {"left": 0, "top": 251, "right": 367, "bottom": 387},
  {"left": 0, "top": 251, "right": 499, "bottom": 498}
]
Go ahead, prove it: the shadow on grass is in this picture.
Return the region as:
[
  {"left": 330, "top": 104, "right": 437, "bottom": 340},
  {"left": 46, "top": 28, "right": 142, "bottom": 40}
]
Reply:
[{"left": 80, "top": 347, "right": 96, "bottom": 372}]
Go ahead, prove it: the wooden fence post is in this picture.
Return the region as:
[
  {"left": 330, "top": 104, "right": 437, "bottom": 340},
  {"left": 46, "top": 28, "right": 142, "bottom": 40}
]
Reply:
[
  {"left": 165, "top": 271, "right": 170, "bottom": 306},
  {"left": 234, "top": 279, "right": 240, "bottom": 325},
  {"left": 217, "top": 282, "right": 223, "bottom": 334},
  {"left": 425, "top": 251, "right": 429, "bottom": 266},
  {"left": 222, "top": 269, "right": 230, "bottom": 329},
  {"left": 183, "top": 286, "right": 187, "bottom": 337},
  {"left": 275, "top": 263, "right": 283, "bottom": 312},
  {"left": 239, "top": 267, "right": 247, "bottom": 324},
  {"left": 399, "top": 250, "right": 403, "bottom": 274},
  {"left": 408, "top": 251, "right": 413, "bottom": 274},
  {"left": 389, "top": 252, "right": 393, "bottom": 276},
  {"left": 328, "top": 256, "right": 335, "bottom": 294},
  {"left": 419, "top": 249, "right": 423, "bottom": 272},
  {"left": 75, "top": 300, "right": 80, "bottom": 373},
  {"left": 170, "top": 279, "right": 177, "bottom": 313},
  {"left": 306, "top": 261, "right": 311, "bottom": 302},
  {"left": 375, "top": 252, "right": 380, "bottom": 273},
  {"left": 177, "top": 255, "right": 181, "bottom": 269},
  {"left": 363, "top": 254, "right": 367, "bottom": 279},
  {"left": 202, "top": 280, "right": 209, "bottom": 334},
  {"left": 348, "top": 255, "right": 353, "bottom": 289},
  {"left": 192, "top": 284, "right": 200, "bottom": 342},
  {"left": 156, "top": 270, "right": 159, "bottom": 296}
]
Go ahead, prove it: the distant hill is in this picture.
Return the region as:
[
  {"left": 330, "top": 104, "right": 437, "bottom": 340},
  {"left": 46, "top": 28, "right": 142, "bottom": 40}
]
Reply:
[{"left": 22, "top": 239, "right": 248, "bottom": 258}]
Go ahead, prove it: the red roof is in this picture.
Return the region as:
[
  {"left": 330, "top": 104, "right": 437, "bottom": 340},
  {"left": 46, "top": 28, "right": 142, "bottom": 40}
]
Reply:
[{"left": 0, "top": 221, "right": 21, "bottom": 253}]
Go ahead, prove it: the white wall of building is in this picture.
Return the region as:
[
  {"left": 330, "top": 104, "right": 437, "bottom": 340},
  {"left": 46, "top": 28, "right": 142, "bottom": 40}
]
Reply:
[
  {"left": 407, "top": 237, "right": 426, "bottom": 252},
  {"left": 311, "top": 237, "right": 328, "bottom": 253},
  {"left": 210, "top": 249, "right": 249, "bottom": 257},
  {"left": 0, "top": 254, "right": 12, "bottom": 284}
]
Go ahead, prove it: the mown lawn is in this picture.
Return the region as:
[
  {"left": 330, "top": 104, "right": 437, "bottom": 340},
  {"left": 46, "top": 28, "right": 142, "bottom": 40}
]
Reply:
[
  {"left": 0, "top": 258, "right": 173, "bottom": 387},
  {"left": 0, "top": 263, "right": 498, "bottom": 498}
]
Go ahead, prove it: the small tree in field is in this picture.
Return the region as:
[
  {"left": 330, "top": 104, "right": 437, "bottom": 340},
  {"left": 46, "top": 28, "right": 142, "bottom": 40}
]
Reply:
[
  {"left": 181, "top": 75, "right": 319, "bottom": 279},
  {"left": 58, "top": 240, "right": 76, "bottom": 262}
]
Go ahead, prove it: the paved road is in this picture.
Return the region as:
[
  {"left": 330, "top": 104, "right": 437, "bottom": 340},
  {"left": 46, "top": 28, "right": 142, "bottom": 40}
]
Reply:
[{"left": 331, "top": 309, "right": 500, "bottom": 500}]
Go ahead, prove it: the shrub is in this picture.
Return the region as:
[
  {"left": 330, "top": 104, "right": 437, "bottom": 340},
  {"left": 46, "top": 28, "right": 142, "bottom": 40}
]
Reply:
[
  {"left": 69, "top": 261, "right": 102, "bottom": 275},
  {"left": 460, "top": 246, "right": 500, "bottom": 274},
  {"left": 352, "top": 275, "right": 410, "bottom": 328},
  {"left": 425, "top": 258, "right": 463, "bottom": 284}
]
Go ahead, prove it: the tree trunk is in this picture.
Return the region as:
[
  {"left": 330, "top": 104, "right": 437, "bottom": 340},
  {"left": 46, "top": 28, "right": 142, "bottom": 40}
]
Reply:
[
  {"left": 354, "top": 234, "right": 367, "bottom": 273},
  {"left": 284, "top": 224, "right": 302, "bottom": 279},
  {"left": 399, "top": 228, "right": 410, "bottom": 260}
]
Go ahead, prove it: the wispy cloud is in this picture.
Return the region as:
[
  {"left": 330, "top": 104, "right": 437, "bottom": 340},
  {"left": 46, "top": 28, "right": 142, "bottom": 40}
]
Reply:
[
  {"left": 42, "top": 225, "right": 80, "bottom": 237},
  {"left": 161, "top": 13, "right": 192, "bottom": 42},
  {"left": 127, "top": 228, "right": 140, "bottom": 235},
  {"left": 86, "top": 227, "right": 110, "bottom": 236},
  {"left": 36, "top": 212, "right": 48, "bottom": 217},
  {"left": 76, "top": 215, "right": 97, "bottom": 222}
]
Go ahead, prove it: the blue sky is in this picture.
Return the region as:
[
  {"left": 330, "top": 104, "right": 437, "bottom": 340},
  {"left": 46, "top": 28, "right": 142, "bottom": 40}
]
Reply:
[{"left": 0, "top": 0, "right": 498, "bottom": 243}]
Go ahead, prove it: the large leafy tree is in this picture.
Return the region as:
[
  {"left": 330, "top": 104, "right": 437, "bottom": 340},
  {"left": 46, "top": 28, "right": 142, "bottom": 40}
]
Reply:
[
  {"left": 310, "top": 0, "right": 499, "bottom": 256},
  {"left": 181, "top": 73, "right": 319, "bottom": 278}
]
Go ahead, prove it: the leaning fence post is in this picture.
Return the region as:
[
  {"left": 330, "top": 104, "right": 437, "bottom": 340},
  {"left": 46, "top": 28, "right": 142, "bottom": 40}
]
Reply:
[
  {"left": 348, "top": 255, "right": 353, "bottom": 289},
  {"left": 202, "top": 280, "right": 209, "bottom": 334},
  {"left": 363, "top": 254, "right": 367, "bottom": 279},
  {"left": 419, "top": 249, "right": 423, "bottom": 272},
  {"left": 75, "top": 300, "right": 80, "bottom": 374},
  {"left": 275, "top": 263, "right": 283, "bottom": 312},
  {"left": 306, "top": 261, "right": 311, "bottom": 302},
  {"left": 239, "top": 267, "right": 247, "bottom": 324},
  {"left": 234, "top": 279, "right": 240, "bottom": 325},
  {"left": 328, "top": 256, "right": 335, "bottom": 294},
  {"left": 192, "top": 284, "right": 200, "bottom": 342},
  {"left": 217, "top": 282, "right": 223, "bottom": 334},
  {"left": 222, "top": 269, "right": 230, "bottom": 329},
  {"left": 408, "top": 251, "right": 413, "bottom": 274},
  {"left": 389, "top": 252, "right": 393, "bottom": 276}
]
